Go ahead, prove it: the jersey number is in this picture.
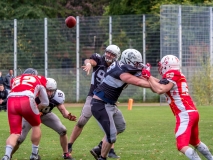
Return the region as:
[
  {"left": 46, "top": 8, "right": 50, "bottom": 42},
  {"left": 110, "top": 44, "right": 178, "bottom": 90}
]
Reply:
[
  {"left": 40, "top": 106, "right": 51, "bottom": 113},
  {"left": 12, "top": 76, "right": 36, "bottom": 88},
  {"left": 96, "top": 70, "right": 105, "bottom": 83},
  {"left": 181, "top": 82, "right": 189, "bottom": 95}
]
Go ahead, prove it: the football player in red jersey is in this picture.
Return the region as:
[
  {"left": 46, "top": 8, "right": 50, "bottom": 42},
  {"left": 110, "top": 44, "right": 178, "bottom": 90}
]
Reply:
[
  {"left": 11, "top": 78, "right": 76, "bottom": 160},
  {"left": 142, "top": 55, "right": 213, "bottom": 160},
  {"left": 1, "top": 68, "right": 49, "bottom": 160}
]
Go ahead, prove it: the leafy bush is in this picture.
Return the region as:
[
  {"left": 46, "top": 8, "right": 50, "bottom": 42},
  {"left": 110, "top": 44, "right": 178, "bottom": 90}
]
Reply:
[{"left": 191, "top": 57, "right": 213, "bottom": 105}]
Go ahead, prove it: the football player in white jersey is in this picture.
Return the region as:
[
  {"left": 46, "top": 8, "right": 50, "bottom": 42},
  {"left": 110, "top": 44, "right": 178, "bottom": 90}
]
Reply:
[
  {"left": 142, "top": 55, "right": 213, "bottom": 160},
  {"left": 11, "top": 78, "right": 77, "bottom": 160}
]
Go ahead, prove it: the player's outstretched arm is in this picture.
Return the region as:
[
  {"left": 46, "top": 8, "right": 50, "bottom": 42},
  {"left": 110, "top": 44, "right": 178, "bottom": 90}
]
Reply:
[
  {"left": 81, "top": 59, "right": 97, "bottom": 75},
  {"left": 57, "top": 104, "right": 77, "bottom": 121},
  {"left": 120, "top": 73, "right": 150, "bottom": 88},
  {"left": 148, "top": 76, "right": 173, "bottom": 94}
]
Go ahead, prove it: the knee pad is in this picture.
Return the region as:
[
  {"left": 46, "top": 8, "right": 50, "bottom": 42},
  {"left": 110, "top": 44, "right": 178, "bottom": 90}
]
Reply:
[
  {"left": 59, "top": 127, "right": 67, "bottom": 136},
  {"left": 76, "top": 115, "right": 90, "bottom": 128},
  {"left": 107, "top": 134, "right": 117, "bottom": 144},
  {"left": 117, "top": 122, "right": 126, "bottom": 134}
]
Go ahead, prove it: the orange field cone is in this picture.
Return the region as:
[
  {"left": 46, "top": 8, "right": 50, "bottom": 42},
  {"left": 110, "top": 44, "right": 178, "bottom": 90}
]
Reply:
[{"left": 128, "top": 98, "right": 133, "bottom": 110}]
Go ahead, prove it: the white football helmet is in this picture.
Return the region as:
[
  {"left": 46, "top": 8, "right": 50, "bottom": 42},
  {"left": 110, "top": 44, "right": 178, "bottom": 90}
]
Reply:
[
  {"left": 46, "top": 78, "right": 57, "bottom": 98},
  {"left": 158, "top": 55, "right": 180, "bottom": 75},
  {"left": 104, "top": 44, "right": 121, "bottom": 63},
  {"left": 120, "top": 49, "right": 144, "bottom": 69}
]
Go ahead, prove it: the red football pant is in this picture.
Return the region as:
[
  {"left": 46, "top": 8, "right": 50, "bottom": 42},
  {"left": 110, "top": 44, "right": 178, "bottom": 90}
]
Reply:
[
  {"left": 7, "top": 96, "right": 41, "bottom": 134},
  {"left": 175, "top": 111, "right": 200, "bottom": 150}
]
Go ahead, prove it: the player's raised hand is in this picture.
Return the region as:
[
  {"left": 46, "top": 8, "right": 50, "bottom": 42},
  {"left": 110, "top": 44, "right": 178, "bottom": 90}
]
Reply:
[{"left": 81, "top": 63, "right": 92, "bottom": 75}]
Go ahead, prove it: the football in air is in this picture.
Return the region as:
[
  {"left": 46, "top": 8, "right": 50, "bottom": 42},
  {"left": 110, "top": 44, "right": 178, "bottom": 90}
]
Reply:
[{"left": 65, "top": 16, "right": 76, "bottom": 28}]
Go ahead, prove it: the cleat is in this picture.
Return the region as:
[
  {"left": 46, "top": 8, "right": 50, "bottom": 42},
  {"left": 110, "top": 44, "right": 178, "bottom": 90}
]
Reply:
[
  {"left": 1, "top": 155, "right": 9, "bottom": 160},
  {"left": 90, "top": 146, "right": 101, "bottom": 160},
  {"left": 63, "top": 153, "right": 75, "bottom": 160},
  {"left": 29, "top": 153, "right": 41, "bottom": 160},
  {"left": 108, "top": 151, "right": 120, "bottom": 159}
]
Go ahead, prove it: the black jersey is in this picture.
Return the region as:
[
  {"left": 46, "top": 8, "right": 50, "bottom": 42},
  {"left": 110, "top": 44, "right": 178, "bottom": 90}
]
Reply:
[
  {"left": 87, "top": 53, "right": 109, "bottom": 97},
  {"left": 93, "top": 61, "right": 141, "bottom": 104},
  {"left": 36, "top": 89, "right": 65, "bottom": 114}
]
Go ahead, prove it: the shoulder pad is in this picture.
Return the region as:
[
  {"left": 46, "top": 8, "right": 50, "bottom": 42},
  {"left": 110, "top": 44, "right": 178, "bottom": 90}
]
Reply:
[{"left": 52, "top": 89, "right": 65, "bottom": 104}]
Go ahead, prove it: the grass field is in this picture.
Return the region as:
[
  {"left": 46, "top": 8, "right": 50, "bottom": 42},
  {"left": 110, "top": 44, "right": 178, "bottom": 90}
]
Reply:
[{"left": 0, "top": 105, "right": 213, "bottom": 160}]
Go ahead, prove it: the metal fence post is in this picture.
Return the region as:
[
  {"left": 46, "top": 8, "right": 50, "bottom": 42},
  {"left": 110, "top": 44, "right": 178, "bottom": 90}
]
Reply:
[
  {"left": 44, "top": 18, "right": 48, "bottom": 77},
  {"left": 178, "top": 5, "right": 182, "bottom": 70},
  {"left": 76, "top": 16, "right": 80, "bottom": 102},
  {"left": 109, "top": 16, "right": 112, "bottom": 45},
  {"left": 14, "top": 19, "right": 17, "bottom": 77},
  {"left": 143, "top": 14, "right": 146, "bottom": 102},
  {"left": 210, "top": 7, "right": 213, "bottom": 65}
]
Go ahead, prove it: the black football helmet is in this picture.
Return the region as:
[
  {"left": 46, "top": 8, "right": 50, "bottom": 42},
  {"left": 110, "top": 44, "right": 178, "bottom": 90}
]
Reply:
[{"left": 23, "top": 68, "right": 38, "bottom": 75}]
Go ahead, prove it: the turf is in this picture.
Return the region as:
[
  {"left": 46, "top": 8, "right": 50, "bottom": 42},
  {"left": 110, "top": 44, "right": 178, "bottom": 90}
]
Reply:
[{"left": 0, "top": 105, "right": 213, "bottom": 160}]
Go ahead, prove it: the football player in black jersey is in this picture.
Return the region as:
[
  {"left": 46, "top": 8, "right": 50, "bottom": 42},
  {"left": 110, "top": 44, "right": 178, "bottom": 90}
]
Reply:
[
  {"left": 11, "top": 78, "right": 77, "bottom": 160},
  {"left": 68, "top": 45, "right": 122, "bottom": 159},
  {"left": 91, "top": 49, "right": 151, "bottom": 160}
]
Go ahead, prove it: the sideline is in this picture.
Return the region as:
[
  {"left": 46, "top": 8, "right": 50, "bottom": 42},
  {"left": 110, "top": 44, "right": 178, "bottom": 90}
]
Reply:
[{"left": 65, "top": 103, "right": 169, "bottom": 107}]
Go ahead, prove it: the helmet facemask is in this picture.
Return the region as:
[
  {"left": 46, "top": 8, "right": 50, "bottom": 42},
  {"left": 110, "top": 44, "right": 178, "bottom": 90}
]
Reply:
[
  {"left": 104, "top": 51, "right": 117, "bottom": 63},
  {"left": 46, "top": 89, "right": 57, "bottom": 99},
  {"left": 46, "top": 78, "right": 57, "bottom": 99},
  {"left": 123, "top": 58, "right": 144, "bottom": 69}
]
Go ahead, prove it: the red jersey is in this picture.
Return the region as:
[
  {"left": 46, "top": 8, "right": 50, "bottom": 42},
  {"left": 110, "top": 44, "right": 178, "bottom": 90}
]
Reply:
[
  {"left": 162, "top": 70, "right": 197, "bottom": 115},
  {"left": 9, "top": 74, "right": 47, "bottom": 99}
]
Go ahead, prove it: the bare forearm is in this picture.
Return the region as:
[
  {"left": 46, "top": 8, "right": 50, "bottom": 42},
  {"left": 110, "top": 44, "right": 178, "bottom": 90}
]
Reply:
[
  {"left": 137, "top": 79, "right": 151, "bottom": 88},
  {"left": 120, "top": 73, "right": 150, "bottom": 88},
  {"left": 58, "top": 105, "right": 69, "bottom": 118},
  {"left": 149, "top": 76, "right": 172, "bottom": 94}
]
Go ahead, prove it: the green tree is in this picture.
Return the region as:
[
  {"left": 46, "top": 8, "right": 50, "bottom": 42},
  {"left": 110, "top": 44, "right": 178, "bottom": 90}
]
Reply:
[
  {"left": 0, "top": 0, "right": 110, "bottom": 20},
  {"left": 105, "top": 0, "right": 213, "bottom": 16}
]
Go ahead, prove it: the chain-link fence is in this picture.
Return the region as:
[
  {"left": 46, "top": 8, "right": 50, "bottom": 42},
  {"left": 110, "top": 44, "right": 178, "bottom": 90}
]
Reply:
[
  {"left": 0, "top": 5, "right": 211, "bottom": 103},
  {"left": 160, "top": 5, "right": 213, "bottom": 103},
  {"left": 0, "top": 14, "right": 160, "bottom": 103}
]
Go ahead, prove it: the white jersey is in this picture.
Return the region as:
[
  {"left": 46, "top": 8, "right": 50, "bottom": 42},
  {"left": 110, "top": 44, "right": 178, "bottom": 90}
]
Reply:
[{"left": 36, "top": 89, "right": 65, "bottom": 114}]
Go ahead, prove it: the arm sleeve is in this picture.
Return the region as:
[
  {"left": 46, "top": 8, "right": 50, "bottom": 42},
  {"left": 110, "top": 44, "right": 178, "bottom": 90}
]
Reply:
[{"left": 37, "top": 85, "right": 49, "bottom": 107}]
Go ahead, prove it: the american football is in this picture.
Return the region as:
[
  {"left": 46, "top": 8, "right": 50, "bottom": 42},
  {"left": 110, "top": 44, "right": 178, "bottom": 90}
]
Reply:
[{"left": 65, "top": 16, "right": 76, "bottom": 28}]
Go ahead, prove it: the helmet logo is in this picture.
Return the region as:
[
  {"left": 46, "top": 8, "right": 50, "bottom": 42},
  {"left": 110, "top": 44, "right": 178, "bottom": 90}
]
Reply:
[{"left": 127, "top": 51, "right": 136, "bottom": 60}]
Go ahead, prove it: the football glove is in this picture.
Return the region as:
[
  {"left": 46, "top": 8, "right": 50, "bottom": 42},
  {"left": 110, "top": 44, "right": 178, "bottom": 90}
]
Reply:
[
  {"left": 142, "top": 63, "right": 151, "bottom": 80},
  {"left": 67, "top": 113, "right": 77, "bottom": 121}
]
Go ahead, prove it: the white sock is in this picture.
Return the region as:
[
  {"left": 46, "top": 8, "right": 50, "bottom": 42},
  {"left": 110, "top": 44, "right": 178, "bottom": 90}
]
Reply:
[
  {"left": 196, "top": 142, "right": 213, "bottom": 160},
  {"left": 32, "top": 144, "right": 39, "bottom": 155},
  {"left": 185, "top": 147, "right": 201, "bottom": 160},
  {"left": 5, "top": 145, "right": 13, "bottom": 159}
]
